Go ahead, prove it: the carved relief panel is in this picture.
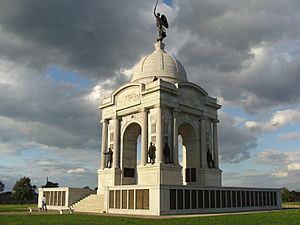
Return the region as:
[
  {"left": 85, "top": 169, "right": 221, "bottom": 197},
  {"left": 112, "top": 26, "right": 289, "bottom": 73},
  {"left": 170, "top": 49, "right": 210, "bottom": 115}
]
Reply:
[
  {"left": 149, "top": 108, "right": 158, "bottom": 144},
  {"left": 162, "top": 107, "right": 171, "bottom": 145},
  {"left": 120, "top": 112, "right": 142, "bottom": 135}
]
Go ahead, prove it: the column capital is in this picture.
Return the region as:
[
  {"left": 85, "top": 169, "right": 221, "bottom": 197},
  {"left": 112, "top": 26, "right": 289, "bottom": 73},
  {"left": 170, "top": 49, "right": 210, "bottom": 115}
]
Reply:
[
  {"left": 172, "top": 108, "right": 180, "bottom": 114},
  {"left": 154, "top": 104, "right": 166, "bottom": 109},
  {"left": 140, "top": 107, "right": 149, "bottom": 113},
  {"left": 101, "top": 118, "right": 110, "bottom": 124},
  {"left": 113, "top": 116, "right": 122, "bottom": 121},
  {"left": 199, "top": 115, "right": 208, "bottom": 120}
]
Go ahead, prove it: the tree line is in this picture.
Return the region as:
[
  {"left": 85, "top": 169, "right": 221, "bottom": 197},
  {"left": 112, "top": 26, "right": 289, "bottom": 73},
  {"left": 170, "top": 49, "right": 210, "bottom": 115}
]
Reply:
[{"left": 0, "top": 177, "right": 58, "bottom": 204}]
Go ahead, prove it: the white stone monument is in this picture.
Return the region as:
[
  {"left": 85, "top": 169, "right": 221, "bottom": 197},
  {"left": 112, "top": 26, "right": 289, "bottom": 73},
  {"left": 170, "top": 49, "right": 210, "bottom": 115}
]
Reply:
[
  {"left": 38, "top": 7, "right": 281, "bottom": 215},
  {"left": 98, "top": 41, "right": 222, "bottom": 191}
]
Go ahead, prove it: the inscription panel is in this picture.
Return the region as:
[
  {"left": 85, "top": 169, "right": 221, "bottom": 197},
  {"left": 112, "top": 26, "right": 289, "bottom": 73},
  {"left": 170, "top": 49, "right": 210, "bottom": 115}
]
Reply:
[{"left": 115, "top": 87, "right": 141, "bottom": 110}]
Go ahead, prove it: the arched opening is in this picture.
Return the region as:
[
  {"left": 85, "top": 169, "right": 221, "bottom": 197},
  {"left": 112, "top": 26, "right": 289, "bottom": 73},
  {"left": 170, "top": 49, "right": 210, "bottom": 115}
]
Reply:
[
  {"left": 121, "top": 122, "right": 141, "bottom": 185},
  {"left": 178, "top": 122, "right": 197, "bottom": 185}
]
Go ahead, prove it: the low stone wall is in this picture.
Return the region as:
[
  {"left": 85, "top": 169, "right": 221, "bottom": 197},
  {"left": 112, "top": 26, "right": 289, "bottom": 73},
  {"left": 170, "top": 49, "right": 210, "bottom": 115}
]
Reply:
[
  {"left": 106, "top": 185, "right": 281, "bottom": 216},
  {"left": 161, "top": 185, "right": 281, "bottom": 215},
  {"left": 38, "top": 187, "right": 96, "bottom": 210}
]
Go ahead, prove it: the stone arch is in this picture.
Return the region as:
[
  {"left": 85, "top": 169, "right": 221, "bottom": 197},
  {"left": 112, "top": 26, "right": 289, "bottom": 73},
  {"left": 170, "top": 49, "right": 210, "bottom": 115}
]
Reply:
[
  {"left": 177, "top": 121, "right": 198, "bottom": 184},
  {"left": 121, "top": 122, "right": 141, "bottom": 185}
]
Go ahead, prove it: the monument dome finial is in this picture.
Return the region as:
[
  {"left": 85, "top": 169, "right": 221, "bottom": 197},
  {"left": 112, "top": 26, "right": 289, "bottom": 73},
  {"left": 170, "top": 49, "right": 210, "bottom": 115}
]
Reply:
[
  {"left": 154, "top": 0, "right": 169, "bottom": 42},
  {"left": 154, "top": 41, "right": 165, "bottom": 51}
]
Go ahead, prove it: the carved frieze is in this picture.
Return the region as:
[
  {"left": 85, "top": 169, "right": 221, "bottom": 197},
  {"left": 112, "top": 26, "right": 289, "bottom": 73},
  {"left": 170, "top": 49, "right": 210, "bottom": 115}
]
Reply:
[
  {"left": 179, "top": 88, "right": 205, "bottom": 109},
  {"left": 115, "top": 87, "right": 141, "bottom": 110},
  {"left": 142, "top": 94, "right": 159, "bottom": 104}
]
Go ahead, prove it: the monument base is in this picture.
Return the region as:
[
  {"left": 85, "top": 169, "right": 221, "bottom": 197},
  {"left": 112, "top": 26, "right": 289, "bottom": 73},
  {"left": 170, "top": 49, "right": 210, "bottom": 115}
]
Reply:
[
  {"left": 137, "top": 163, "right": 182, "bottom": 185},
  {"left": 97, "top": 168, "right": 122, "bottom": 192},
  {"left": 197, "top": 168, "right": 222, "bottom": 186}
]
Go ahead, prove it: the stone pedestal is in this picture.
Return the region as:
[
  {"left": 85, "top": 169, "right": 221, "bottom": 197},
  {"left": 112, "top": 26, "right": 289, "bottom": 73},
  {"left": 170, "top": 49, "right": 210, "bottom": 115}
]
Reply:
[
  {"left": 137, "top": 163, "right": 182, "bottom": 185},
  {"left": 97, "top": 168, "right": 122, "bottom": 191},
  {"left": 197, "top": 168, "right": 222, "bottom": 186}
]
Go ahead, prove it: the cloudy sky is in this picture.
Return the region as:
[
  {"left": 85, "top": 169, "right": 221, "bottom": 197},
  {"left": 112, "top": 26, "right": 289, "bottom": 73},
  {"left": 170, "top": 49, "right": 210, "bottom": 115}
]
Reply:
[{"left": 0, "top": 0, "right": 299, "bottom": 191}]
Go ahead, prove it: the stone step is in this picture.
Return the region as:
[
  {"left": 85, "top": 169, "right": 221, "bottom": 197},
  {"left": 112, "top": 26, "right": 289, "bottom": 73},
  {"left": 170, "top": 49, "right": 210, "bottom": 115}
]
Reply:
[{"left": 72, "top": 194, "right": 104, "bottom": 213}]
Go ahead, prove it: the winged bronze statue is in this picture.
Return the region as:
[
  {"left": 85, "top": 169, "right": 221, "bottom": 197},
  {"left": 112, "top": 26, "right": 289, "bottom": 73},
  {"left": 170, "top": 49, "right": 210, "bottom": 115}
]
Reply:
[{"left": 154, "top": 0, "right": 169, "bottom": 42}]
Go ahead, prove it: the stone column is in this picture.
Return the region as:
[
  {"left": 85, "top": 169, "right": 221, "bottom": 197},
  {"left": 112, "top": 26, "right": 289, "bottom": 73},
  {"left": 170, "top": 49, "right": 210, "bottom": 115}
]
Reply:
[
  {"left": 100, "top": 119, "right": 109, "bottom": 170},
  {"left": 213, "top": 120, "right": 219, "bottom": 169},
  {"left": 113, "top": 116, "right": 121, "bottom": 168},
  {"left": 200, "top": 117, "right": 206, "bottom": 168},
  {"left": 156, "top": 105, "right": 163, "bottom": 163},
  {"left": 141, "top": 108, "right": 148, "bottom": 165},
  {"left": 173, "top": 110, "right": 178, "bottom": 164}
]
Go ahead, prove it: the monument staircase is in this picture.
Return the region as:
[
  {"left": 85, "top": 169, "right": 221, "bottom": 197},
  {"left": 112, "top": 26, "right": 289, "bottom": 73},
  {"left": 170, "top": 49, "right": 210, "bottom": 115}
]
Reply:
[{"left": 72, "top": 194, "right": 104, "bottom": 213}]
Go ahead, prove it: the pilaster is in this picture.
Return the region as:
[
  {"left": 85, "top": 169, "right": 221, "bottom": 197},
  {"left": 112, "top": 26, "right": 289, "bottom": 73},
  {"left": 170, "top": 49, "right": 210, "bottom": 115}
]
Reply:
[
  {"left": 213, "top": 120, "right": 219, "bottom": 169},
  {"left": 200, "top": 116, "right": 207, "bottom": 168},
  {"left": 113, "top": 116, "right": 121, "bottom": 168},
  {"left": 100, "top": 119, "right": 109, "bottom": 170},
  {"left": 141, "top": 108, "right": 149, "bottom": 165},
  {"left": 172, "top": 109, "right": 179, "bottom": 164}
]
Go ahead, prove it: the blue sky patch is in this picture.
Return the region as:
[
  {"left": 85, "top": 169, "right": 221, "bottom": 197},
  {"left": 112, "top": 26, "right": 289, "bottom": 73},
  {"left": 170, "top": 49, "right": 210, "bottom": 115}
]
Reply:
[{"left": 47, "top": 66, "right": 91, "bottom": 89}]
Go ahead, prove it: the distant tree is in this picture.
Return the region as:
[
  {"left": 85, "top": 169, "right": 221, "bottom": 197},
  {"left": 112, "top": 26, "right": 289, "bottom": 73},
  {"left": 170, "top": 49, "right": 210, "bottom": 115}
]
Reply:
[
  {"left": 83, "top": 186, "right": 90, "bottom": 189},
  {"left": 0, "top": 181, "right": 4, "bottom": 192},
  {"left": 41, "top": 177, "right": 59, "bottom": 188},
  {"left": 281, "top": 187, "right": 295, "bottom": 202},
  {"left": 12, "top": 177, "right": 35, "bottom": 204},
  {"left": 42, "top": 181, "right": 58, "bottom": 188}
]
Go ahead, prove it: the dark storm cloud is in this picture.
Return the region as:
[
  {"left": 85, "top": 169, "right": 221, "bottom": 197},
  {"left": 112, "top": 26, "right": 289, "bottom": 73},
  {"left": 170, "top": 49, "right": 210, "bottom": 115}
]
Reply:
[
  {"left": 175, "top": 0, "right": 300, "bottom": 68},
  {"left": 1, "top": 0, "right": 299, "bottom": 111},
  {"left": 0, "top": 0, "right": 300, "bottom": 191},
  {"left": 0, "top": 0, "right": 154, "bottom": 79},
  {"left": 0, "top": 63, "right": 100, "bottom": 153},
  {"left": 173, "top": 0, "right": 300, "bottom": 112},
  {"left": 218, "top": 112, "right": 257, "bottom": 163}
]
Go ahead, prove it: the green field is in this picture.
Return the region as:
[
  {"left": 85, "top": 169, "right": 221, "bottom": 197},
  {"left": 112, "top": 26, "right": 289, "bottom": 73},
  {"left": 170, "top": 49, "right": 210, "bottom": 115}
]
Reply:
[
  {"left": 283, "top": 202, "right": 300, "bottom": 208},
  {"left": 0, "top": 209, "right": 300, "bottom": 225},
  {"left": 284, "top": 202, "right": 300, "bottom": 206},
  {"left": 0, "top": 204, "right": 36, "bottom": 212}
]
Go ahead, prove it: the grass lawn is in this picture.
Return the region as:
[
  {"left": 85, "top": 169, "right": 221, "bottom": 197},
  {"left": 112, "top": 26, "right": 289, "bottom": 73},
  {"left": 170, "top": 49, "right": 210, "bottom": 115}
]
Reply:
[
  {"left": 284, "top": 202, "right": 300, "bottom": 206},
  {"left": 0, "top": 209, "right": 299, "bottom": 225},
  {"left": 0, "top": 204, "right": 37, "bottom": 212},
  {"left": 283, "top": 202, "right": 300, "bottom": 208}
]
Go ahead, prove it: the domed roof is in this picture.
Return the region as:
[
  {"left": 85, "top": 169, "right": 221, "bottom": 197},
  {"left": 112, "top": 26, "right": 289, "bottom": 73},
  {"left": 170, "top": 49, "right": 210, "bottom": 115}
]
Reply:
[{"left": 131, "top": 42, "right": 188, "bottom": 83}]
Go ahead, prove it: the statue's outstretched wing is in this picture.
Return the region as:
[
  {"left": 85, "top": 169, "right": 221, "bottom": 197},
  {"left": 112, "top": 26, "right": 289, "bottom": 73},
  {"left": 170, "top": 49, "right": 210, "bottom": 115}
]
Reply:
[{"left": 161, "top": 15, "right": 169, "bottom": 28}]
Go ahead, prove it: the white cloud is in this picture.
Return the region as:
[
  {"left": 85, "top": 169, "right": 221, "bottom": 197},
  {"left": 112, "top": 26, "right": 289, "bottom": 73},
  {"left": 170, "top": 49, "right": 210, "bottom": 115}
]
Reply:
[
  {"left": 245, "top": 109, "right": 300, "bottom": 133},
  {"left": 67, "top": 168, "right": 86, "bottom": 174},
  {"left": 277, "top": 132, "right": 300, "bottom": 141},
  {"left": 271, "top": 171, "right": 288, "bottom": 178},
  {"left": 256, "top": 149, "right": 287, "bottom": 165},
  {"left": 254, "top": 149, "right": 300, "bottom": 187},
  {"left": 287, "top": 163, "right": 300, "bottom": 171},
  {"left": 271, "top": 109, "right": 300, "bottom": 127}
]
